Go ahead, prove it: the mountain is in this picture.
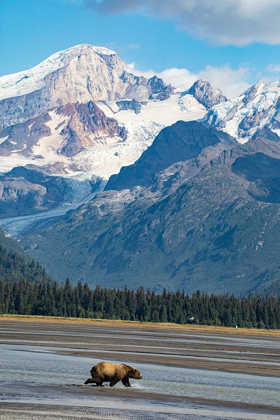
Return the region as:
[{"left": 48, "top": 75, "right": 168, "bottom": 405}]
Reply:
[
  {"left": 0, "top": 100, "right": 123, "bottom": 217},
  {"left": 4, "top": 45, "right": 280, "bottom": 296},
  {"left": 203, "top": 80, "right": 280, "bottom": 141},
  {"left": 20, "top": 121, "right": 280, "bottom": 295},
  {"left": 0, "top": 44, "right": 175, "bottom": 130},
  {"left": 0, "top": 99, "right": 128, "bottom": 171},
  {"left": 106, "top": 120, "right": 236, "bottom": 191},
  {"left": 0, "top": 45, "right": 181, "bottom": 183},
  {"left": 186, "top": 80, "right": 227, "bottom": 110},
  {"left": 262, "top": 280, "right": 280, "bottom": 296},
  {"left": 0, "top": 44, "right": 211, "bottom": 220},
  {"left": 0, "top": 227, "right": 26, "bottom": 257}
]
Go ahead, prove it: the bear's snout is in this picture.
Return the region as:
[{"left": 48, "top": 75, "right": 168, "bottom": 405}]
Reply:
[{"left": 132, "top": 370, "right": 142, "bottom": 379}]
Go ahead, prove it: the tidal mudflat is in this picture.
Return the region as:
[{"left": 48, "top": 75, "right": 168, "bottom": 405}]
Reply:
[{"left": 0, "top": 317, "right": 279, "bottom": 419}]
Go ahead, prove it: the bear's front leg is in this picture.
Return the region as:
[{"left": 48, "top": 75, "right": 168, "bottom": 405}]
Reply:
[{"left": 122, "top": 378, "right": 131, "bottom": 387}]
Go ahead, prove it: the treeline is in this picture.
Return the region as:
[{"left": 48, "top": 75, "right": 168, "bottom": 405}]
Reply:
[
  {"left": 0, "top": 245, "right": 53, "bottom": 284},
  {"left": 0, "top": 278, "right": 280, "bottom": 329}
]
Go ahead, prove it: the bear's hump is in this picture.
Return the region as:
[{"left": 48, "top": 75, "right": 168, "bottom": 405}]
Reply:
[
  {"left": 94, "top": 362, "right": 117, "bottom": 375},
  {"left": 91, "top": 361, "right": 142, "bottom": 380}
]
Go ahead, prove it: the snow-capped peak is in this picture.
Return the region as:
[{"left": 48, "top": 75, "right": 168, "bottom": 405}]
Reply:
[
  {"left": 0, "top": 44, "right": 179, "bottom": 131},
  {"left": 0, "top": 44, "right": 117, "bottom": 101},
  {"left": 243, "top": 80, "right": 270, "bottom": 95},
  {"left": 203, "top": 79, "right": 280, "bottom": 142}
]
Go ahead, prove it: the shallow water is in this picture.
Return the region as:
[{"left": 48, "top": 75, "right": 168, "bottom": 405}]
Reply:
[
  {"left": 1, "top": 344, "right": 279, "bottom": 408},
  {"left": 1, "top": 340, "right": 279, "bottom": 368},
  {"left": 1, "top": 328, "right": 279, "bottom": 350}
]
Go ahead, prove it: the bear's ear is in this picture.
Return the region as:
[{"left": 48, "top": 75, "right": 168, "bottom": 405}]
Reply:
[{"left": 132, "top": 368, "right": 136, "bottom": 372}]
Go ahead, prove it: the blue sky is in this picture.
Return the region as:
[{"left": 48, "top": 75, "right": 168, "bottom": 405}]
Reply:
[{"left": 2, "top": 0, "right": 280, "bottom": 97}]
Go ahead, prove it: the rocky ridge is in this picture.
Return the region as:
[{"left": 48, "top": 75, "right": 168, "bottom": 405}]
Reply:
[{"left": 105, "top": 121, "right": 236, "bottom": 191}]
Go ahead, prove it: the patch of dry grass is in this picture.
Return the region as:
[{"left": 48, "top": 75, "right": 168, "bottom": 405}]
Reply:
[{"left": 1, "top": 314, "right": 279, "bottom": 336}]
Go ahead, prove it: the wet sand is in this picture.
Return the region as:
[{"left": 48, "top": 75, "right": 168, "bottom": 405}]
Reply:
[
  {"left": 1, "top": 382, "right": 280, "bottom": 419},
  {"left": 0, "top": 316, "right": 279, "bottom": 377},
  {"left": 0, "top": 316, "right": 279, "bottom": 419}
]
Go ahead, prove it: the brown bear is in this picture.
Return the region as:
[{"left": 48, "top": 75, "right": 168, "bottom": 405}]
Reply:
[{"left": 84, "top": 361, "right": 142, "bottom": 387}]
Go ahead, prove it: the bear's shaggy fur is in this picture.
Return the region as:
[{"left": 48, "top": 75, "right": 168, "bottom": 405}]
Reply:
[{"left": 84, "top": 361, "right": 142, "bottom": 387}]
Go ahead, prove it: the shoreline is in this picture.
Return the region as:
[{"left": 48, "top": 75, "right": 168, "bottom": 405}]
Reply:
[
  {"left": 1, "top": 317, "right": 279, "bottom": 419},
  {"left": 1, "top": 317, "right": 279, "bottom": 377},
  {"left": 1, "top": 314, "right": 279, "bottom": 337}
]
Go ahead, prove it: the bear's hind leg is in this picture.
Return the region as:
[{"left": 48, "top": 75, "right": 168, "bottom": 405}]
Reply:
[
  {"left": 96, "top": 381, "right": 103, "bottom": 387},
  {"left": 84, "top": 378, "right": 94, "bottom": 385}
]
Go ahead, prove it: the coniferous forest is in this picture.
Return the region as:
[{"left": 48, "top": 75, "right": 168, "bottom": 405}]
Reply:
[
  {"left": 0, "top": 244, "right": 279, "bottom": 329},
  {"left": 1, "top": 277, "right": 280, "bottom": 329},
  {"left": 0, "top": 245, "right": 53, "bottom": 284}
]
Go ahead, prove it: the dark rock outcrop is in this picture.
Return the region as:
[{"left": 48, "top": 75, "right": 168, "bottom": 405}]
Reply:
[
  {"left": 0, "top": 113, "right": 52, "bottom": 156},
  {"left": 187, "top": 79, "right": 227, "bottom": 110},
  {"left": 116, "top": 99, "right": 142, "bottom": 114},
  {"left": 251, "top": 127, "right": 280, "bottom": 142},
  {"left": 59, "top": 101, "right": 127, "bottom": 157},
  {"left": 148, "top": 76, "right": 175, "bottom": 101}
]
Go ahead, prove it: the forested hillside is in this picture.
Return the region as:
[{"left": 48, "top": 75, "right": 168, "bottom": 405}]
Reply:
[
  {"left": 0, "top": 228, "right": 53, "bottom": 284},
  {"left": 0, "top": 246, "right": 52, "bottom": 284}
]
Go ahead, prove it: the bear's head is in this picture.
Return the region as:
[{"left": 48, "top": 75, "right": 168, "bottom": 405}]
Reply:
[{"left": 128, "top": 367, "right": 142, "bottom": 379}]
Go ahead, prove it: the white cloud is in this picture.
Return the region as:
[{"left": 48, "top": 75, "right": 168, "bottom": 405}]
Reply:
[
  {"left": 85, "top": 0, "right": 280, "bottom": 46},
  {"left": 127, "top": 63, "right": 251, "bottom": 99},
  {"left": 128, "top": 44, "right": 141, "bottom": 50},
  {"left": 197, "top": 65, "right": 250, "bottom": 98},
  {"left": 267, "top": 64, "right": 280, "bottom": 74}
]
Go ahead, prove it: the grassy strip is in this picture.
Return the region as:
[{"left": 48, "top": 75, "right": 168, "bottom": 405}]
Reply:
[{"left": 1, "top": 314, "right": 279, "bottom": 336}]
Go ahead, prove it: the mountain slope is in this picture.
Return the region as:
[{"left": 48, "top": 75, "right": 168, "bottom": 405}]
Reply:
[
  {"left": 0, "top": 227, "right": 54, "bottom": 284},
  {"left": 106, "top": 121, "right": 236, "bottom": 190},
  {"left": 21, "top": 122, "right": 280, "bottom": 295},
  {"left": 0, "top": 45, "right": 120, "bottom": 102},
  {"left": 0, "top": 100, "right": 126, "bottom": 160},
  {"left": 0, "top": 93, "right": 207, "bottom": 222},
  {"left": 0, "top": 93, "right": 207, "bottom": 177},
  {"left": 0, "top": 166, "right": 100, "bottom": 218}
]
